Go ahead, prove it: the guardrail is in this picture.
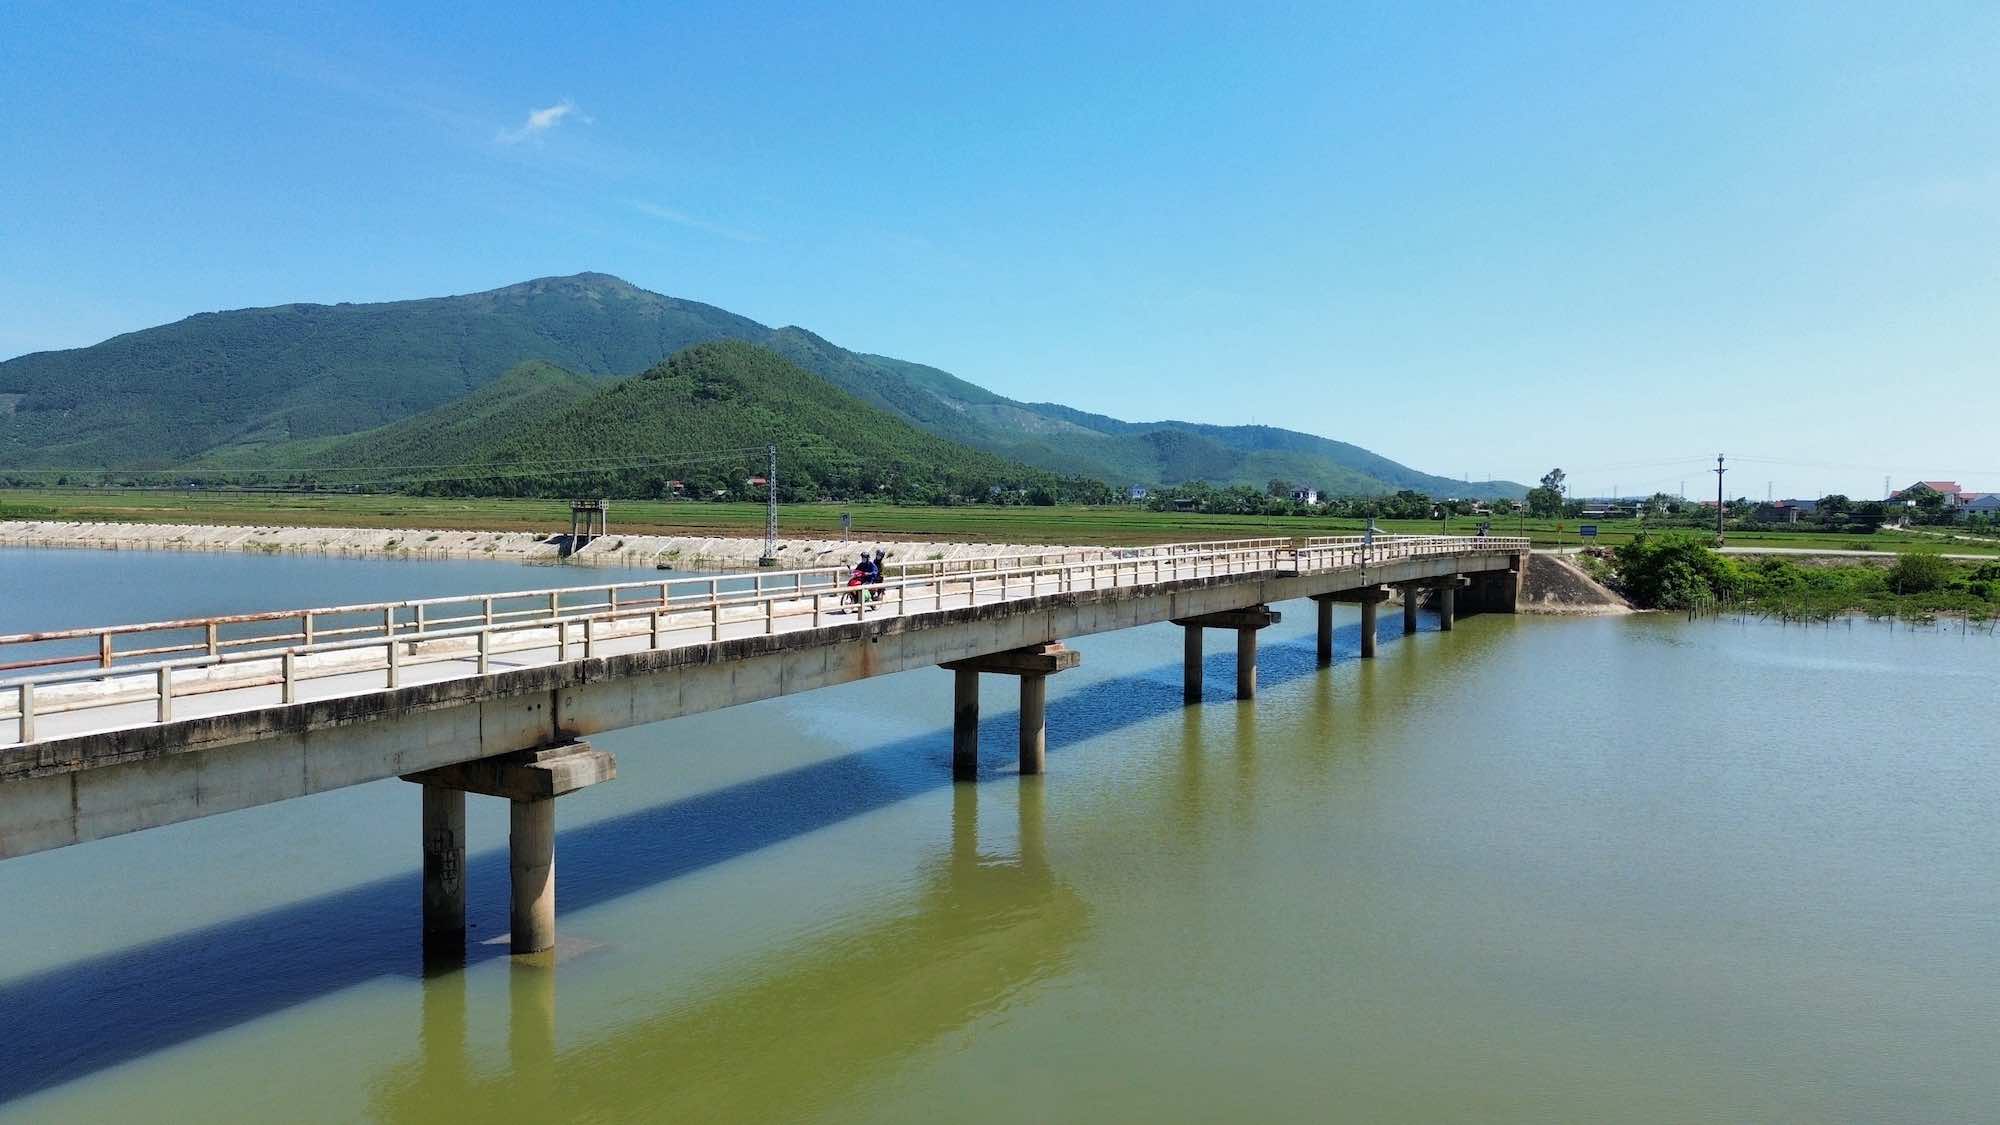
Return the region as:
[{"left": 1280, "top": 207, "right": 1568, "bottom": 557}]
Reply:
[{"left": 0, "top": 535, "right": 1524, "bottom": 744}]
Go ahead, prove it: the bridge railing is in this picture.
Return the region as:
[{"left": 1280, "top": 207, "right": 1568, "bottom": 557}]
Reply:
[
  {"left": 0, "top": 539, "right": 1294, "bottom": 739},
  {"left": 1297, "top": 534, "right": 1528, "bottom": 570},
  {"left": 0, "top": 536, "right": 1311, "bottom": 684},
  {"left": 0, "top": 535, "right": 1522, "bottom": 744},
  {"left": 0, "top": 536, "right": 1296, "bottom": 684}
]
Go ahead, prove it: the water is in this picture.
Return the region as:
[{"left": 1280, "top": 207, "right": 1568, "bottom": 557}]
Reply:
[{"left": 2, "top": 548, "right": 1995, "bottom": 1123}]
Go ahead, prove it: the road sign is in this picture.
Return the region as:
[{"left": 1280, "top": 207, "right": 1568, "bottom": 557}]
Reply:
[
  {"left": 840, "top": 511, "right": 852, "bottom": 541},
  {"left": 1579, "top": 524, "right": 1599, "bottom": 538}
]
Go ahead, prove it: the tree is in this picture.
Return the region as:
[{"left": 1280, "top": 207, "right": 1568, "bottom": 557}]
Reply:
[
  {"left": 1266, "top": 479, "right": 1292, "bottom": 499},
  {"left": 1527, "top": 467, "right": 1566, "bottom": 517}
]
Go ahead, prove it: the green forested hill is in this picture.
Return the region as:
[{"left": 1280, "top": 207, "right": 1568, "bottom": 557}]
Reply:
[
  {"left": 307, "top": 342, "right": 1071, "bottom": 501},
  {"left": 0, "top": 274, "right": 761, "bottom": 468},
  {"left": 0, "top": 271, "right": 1522, "bottom": 497},
  {"left": 200, "top": 360, "right": 607, "bottom": 474}
]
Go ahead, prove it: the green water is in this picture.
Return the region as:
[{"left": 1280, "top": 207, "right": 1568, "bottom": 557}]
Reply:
[{"left": 2, "top": 549, "right": 1995, "bottom": 1122}]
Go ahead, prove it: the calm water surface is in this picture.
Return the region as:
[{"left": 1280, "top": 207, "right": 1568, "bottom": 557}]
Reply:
[{"left": 1, "top": 548, "right": 1995, "bottom": 1122}]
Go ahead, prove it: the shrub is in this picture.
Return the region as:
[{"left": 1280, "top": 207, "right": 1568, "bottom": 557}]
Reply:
[
  {"left": 1888, "top": 552, "right": 1953, "bottom": 594},
  {"left": 1612, "top": 532, "right": 1740, "bottom": 610}
]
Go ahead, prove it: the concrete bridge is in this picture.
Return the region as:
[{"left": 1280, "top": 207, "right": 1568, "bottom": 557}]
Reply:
[{"left": 0, "top": 534, "right": 1526, "bottom": 956}]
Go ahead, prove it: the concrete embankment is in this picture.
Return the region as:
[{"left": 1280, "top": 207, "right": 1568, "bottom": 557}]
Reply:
[
  {"left": 0, "top": 520, "right": 1105, "bottom": 572},
  {"left": 1517, "top": 552, "right": 1636, "bottom": 614}
]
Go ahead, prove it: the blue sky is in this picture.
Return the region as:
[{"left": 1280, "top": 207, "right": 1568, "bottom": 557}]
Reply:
[{"left": 4, "top": 2, "right": 1996, "bottom": 497}]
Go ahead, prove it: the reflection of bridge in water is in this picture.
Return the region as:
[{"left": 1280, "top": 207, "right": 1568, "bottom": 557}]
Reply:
[
  {"left": 371, "top": 781, "right": 1082, "bottom": 1122},
  {"left": 1, "top": 535, "right": 1525, "bottom": 958}
]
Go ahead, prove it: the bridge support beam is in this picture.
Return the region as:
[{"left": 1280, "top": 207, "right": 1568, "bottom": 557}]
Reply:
[
  {"left": 1438, "top": 581, "right": 1457, "bottom": 631},
  {"left": 403, "top": 741, "right": 616, "bottom": 956},
  {"left": 1314, "top": 596, "right": 1335, "bottom": 665},
  {"left": 941, "top": 643, "right": 1081, "bottom": 779},
  {"left": 1173, "top": 607, "right": 1281, "bottom": 700},
  {"left": 1402, "top": 587, "right": 1420, "bottom": 635}
]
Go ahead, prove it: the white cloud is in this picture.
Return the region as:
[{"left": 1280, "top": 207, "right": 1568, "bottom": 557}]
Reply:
[
  {"left": 633, "top": 200, "right": 765, "bottom": 244},
  {"left": 497, "top": 99, "right": 588, "bottom": 144}
]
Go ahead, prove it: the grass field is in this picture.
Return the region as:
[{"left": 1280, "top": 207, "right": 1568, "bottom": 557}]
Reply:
[{"left": 3, "top": 489, "right": 1998, "bottom": 555}]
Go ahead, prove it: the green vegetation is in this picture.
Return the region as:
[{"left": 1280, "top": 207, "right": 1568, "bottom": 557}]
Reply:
[
  {"left": 0, "top": 271, "right": 1522, "bottom": 497},
  {"left": 1611, "top": 533, "right": 1739, "bottom": 610},
  {"left": 10, "top": 485, "right": 2000, "bottom": 561},
  {"left": 1595, "top": 534, "right": 1999, "bottom": 619},
  {"left": 368, "top": 342, "right": 1110, "bottom": 504}
]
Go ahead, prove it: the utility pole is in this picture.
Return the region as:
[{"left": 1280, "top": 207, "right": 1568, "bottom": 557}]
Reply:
[
  {"left": 759, "top": 443, "right": 779, "bottom": 567},
  {"left": 1712, "top": 454, "right": 1727, "bottom": 545}
]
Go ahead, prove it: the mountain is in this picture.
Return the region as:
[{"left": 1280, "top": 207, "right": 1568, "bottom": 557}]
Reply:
[
  {"left": 198, "top": 359, "right": 609, "bottom": 473},
  {"left": 0, "top": 272, "right": 1524, "bottom": 497},
  {"left": 298, "top": 342, "right": 1063, "bottom": 500}
]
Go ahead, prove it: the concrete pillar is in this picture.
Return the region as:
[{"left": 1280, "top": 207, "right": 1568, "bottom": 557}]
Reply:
[
  {"left": 1360, "top": 599, "right": 1378, "bottom": 659},
  {"left": 1439, "top": 584, "right": 1456, "bottom": 631},
  {"left": 1183, "top": 624, "right": 1203, "bottom": 704},
  {"left": 953, "top": 667, "right": 980, "bottom": 780},
  {"left": 1019, "top": 674, "right": 1047, "bottom": 775},
  {"left": 1315, "top": 596, "right": 1334, "bottom": 665},
  {"left": 1403, "top": 588, "right": 1419, "bottom": 634},
  {"left": 421, "top": 784, "right": 466, "bottom": 956},
  {"left": 1236, "top": 626, "right": 1258, "bottom": 700},
  {"left": 509, "top": 797, "right": 556, "bottom": 954}
]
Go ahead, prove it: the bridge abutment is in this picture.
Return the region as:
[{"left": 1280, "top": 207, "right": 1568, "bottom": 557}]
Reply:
[
  {"left": 402, "top": 741, "right": 616, "bottom": 956},
  {"left": 941, "top": 643, "right": 1081, "bottom": 779}
]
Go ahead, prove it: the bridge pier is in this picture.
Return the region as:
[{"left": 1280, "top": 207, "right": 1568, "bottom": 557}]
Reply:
[
  {"left": 1438, "top": 580, "right": 1457, "bottom": 631},
  {"left": 1314, "top": 596, "right": 1335, "bottom": 665},
  {"left": 420, "top": 784, "right": 466, "bottom": 956},
  {"left": 403, "top": 741, "right": 616, "bottom": 956},
  {"left": 510, "top": 797, "right": 557, "bottom": 955},
  {"left": 1182, "top": 625, "right": 1202, "bottom": 703},
  {"left": 1322, "top": 588, "right": 1386, "bottom": 658},
  {"left": 1172, "top": 607, "right": 1281, "bottom": 699},
  {"left": 1402, "top": 587, "right": 1419, "bottom": 635},
  {"left": 941, "top": 643, "right": 1081, "bottom": 779}
]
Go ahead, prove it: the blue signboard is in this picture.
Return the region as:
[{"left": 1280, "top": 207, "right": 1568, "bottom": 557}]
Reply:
[{"left": 1579, "top": 524, "right": 1599, "bottom": 538}]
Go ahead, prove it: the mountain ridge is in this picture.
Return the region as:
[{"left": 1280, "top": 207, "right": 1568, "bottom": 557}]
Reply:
[{"left": 0, "top": 272, "right": 1524, "bottom": 498}]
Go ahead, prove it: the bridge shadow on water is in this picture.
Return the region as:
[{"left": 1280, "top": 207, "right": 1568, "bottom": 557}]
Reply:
[{"left": 0, "top": 610, "right": 1441, "bottom": 1104}]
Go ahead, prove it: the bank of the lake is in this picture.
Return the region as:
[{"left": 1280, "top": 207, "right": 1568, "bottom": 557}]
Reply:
[
  {"left": 1, "top": 546, "right": 1995, "bottom": 1123},
  {"left": 11, "top": 488, "right": 2000, "bottom": 555},
  {"left": 0, "top": 519, "right": 1105, "bottom": 572}
]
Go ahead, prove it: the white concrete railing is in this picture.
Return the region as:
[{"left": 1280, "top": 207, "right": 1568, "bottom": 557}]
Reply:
[
  {"left": 0, "top": 535, "right": 1524, "bottom": 745},
  {"left": 0, "top": 535, "right": 1305, "bottom": 683}
]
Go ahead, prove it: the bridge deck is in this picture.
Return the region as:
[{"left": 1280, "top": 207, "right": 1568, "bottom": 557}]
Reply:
[{"left": 0, "top": 535, "right": 1526, "bottom": 859}]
